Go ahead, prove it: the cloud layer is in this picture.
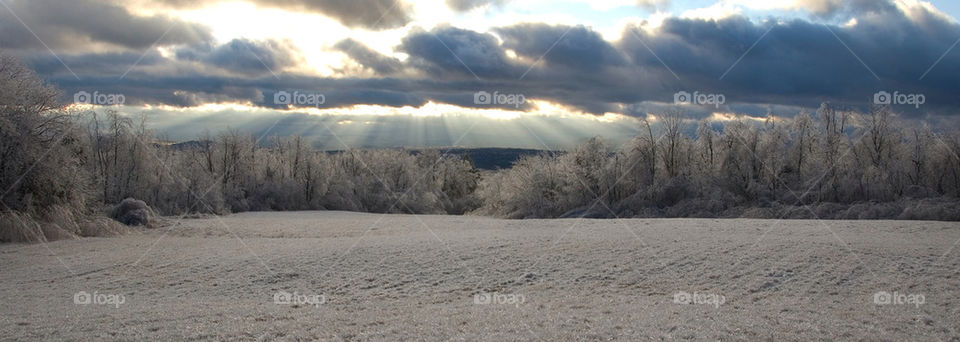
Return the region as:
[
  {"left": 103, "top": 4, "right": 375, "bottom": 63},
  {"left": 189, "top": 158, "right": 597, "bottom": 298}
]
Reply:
[{"left": 4, "top": 0, "right": 959, "bottom": 120}]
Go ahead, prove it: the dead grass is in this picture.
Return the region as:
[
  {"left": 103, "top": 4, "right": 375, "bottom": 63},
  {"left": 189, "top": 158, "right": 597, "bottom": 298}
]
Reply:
[{"left": 0, "top": 205, "right": 130, "bottom": 243}]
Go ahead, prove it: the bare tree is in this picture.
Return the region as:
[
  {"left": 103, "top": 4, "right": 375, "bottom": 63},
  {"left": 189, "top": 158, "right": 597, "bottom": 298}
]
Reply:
[
  {"left": 789, "top": 111, "right": 815, "bottom": 188},
  {"left": 658, "top": 108, "right": 687, "bottom": 179}
]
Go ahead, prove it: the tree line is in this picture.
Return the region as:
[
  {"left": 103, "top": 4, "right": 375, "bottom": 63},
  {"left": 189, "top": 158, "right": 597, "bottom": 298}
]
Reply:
[
  {"left": 2, "top": 55, "right": 959, "bottom": 242},
  {"left": 477, "top": 107, "right": 960, "bottom": 220}
]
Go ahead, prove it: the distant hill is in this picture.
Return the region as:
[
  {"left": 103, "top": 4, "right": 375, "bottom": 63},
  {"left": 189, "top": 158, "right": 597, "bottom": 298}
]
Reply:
[
  {"left": 164, "top": 141, "right": 553, "bottom": 170},
  {"left": 414, "top": 148, "right": 557, "bottom": 170},
  {"left": 167, "top": 140, "right": 212, "bottom": 150},
  {"left": 323, "top": 148, "right": 557, "bottom": 170}
]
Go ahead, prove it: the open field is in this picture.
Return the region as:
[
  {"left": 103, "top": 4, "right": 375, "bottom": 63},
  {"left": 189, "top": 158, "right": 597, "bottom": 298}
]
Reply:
[{"left": 1, "top": 212, "right": 959, "bottom": 341}]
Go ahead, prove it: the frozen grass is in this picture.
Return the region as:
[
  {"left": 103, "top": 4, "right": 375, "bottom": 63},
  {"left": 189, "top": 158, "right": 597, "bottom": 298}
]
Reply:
[{"left": 0, "top": 206, "right": 129, "bottom": 243}]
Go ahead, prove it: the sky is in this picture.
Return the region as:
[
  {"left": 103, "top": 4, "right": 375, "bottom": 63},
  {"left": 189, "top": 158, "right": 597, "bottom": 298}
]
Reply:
[{"left": 1, "top": 0, "right": 959, "bottom": 149}]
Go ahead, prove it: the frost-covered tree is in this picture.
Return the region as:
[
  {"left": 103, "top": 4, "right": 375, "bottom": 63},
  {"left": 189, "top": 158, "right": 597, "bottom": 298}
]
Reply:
[
  {"left": 0, "top": 54, "right": 90, "bottom": 213},
  {"left": 477, "top": 103, "right": 960, "bottom": 220}
]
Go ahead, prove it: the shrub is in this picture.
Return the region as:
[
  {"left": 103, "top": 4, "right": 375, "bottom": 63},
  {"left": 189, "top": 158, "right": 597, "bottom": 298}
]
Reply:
[
  {"left": 109, "top": 198, "right": 156, "bottom": 227},
  {"left": 897, "top": 198, "right": 960, "bottom": 221}
]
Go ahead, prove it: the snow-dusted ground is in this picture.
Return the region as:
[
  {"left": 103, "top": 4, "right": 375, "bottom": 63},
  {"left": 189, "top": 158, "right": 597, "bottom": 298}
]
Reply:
[{"left": 1, "top": 211, "right": 959, "bottom": 341}]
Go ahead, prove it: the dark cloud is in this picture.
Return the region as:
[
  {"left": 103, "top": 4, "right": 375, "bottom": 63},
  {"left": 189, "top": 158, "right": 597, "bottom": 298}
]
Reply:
[
  {"left": 615, "top": 3, "right": 960, "bottom": 113},
  {"left": 496, "top": 24, "right": 627, "bottom": 71},
  {"left": 48, "top": 71, "right": 436, "bottom": 108},
  {"left": 399, "top": 26, "right": 522, "bottom": 79},
  {"left": 26, "top": 38, "right": 302, "bottom": 79},
  {"left": 27, "top": 51, "right": 167, "bottom": 78},
  {"left": 0, "top": 0, "right": 212, "bottom": 52},
  {"left": 333, "top": 39, "right": 403, "bottom": 76},
  {"left": 176, "top": 39, "right": 302, "bottom": 76}
]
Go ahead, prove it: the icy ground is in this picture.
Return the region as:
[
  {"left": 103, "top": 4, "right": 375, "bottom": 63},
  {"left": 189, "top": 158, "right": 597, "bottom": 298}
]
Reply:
[{"left": 1, "top": 211, "right": 959, "bottom": 340}]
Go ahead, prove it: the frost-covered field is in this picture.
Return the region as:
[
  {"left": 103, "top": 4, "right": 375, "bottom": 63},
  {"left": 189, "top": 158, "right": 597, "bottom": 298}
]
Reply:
[{"left": 1, "top": 211, "right": 959, "bottom": 341}]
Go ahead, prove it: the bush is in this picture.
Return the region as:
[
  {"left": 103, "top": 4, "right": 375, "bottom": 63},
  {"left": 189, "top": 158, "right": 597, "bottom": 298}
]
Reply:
[
  {"left": 897, "top": 198, "right": 960, "bottom": 221},
  {"left": 109, "top": 198, "right": 156, "bottom": 227}
]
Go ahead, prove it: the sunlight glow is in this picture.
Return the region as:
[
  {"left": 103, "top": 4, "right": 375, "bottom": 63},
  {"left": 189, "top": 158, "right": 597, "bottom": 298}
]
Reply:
[
  {"left": 122, "top": 99, "right": 639, "bottom": 125},
  {"left": 171, "top": 2, "right": 366, "bottom": 76},
  {"left": 681, "top": 2, "right": 743, "bottom": 20},
  {"left": 708, "top": 112, "right": 770, "bottom": 122},
  {"left": 137, "top": 102, "right": 261, "bottom": 114}
]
